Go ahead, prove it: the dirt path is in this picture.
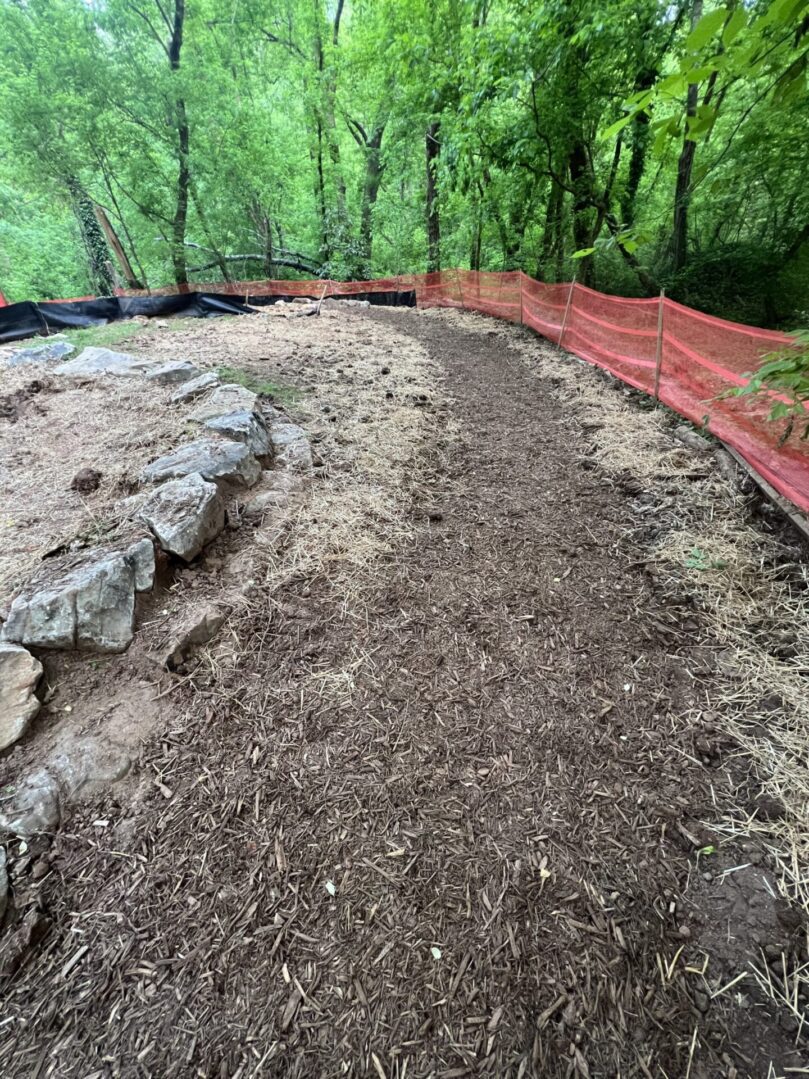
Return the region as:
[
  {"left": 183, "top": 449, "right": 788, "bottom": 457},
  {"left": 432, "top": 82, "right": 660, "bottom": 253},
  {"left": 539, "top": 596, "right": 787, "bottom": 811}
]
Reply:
[{"left": 1, "top": 309, "right": 804, "bottom": 1077}]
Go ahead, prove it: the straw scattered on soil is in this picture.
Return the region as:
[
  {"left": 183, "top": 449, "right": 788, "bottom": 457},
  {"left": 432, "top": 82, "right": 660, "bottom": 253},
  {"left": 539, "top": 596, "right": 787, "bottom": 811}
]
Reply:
[{"left": 1, "top": 304, "right": 807, "bottom": 1078}]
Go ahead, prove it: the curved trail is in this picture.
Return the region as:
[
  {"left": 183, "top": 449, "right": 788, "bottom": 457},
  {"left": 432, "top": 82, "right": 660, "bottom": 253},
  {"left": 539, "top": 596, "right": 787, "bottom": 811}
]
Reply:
[{"left": 1, "top": 308, "right": 799, "bottom": 1077}]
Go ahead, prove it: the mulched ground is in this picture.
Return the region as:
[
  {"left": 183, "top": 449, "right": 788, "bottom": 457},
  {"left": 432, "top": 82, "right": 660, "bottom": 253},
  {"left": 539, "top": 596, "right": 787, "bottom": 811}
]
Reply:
[{"left": 1, "top": 308, "right": 805, "bottom": 1077}]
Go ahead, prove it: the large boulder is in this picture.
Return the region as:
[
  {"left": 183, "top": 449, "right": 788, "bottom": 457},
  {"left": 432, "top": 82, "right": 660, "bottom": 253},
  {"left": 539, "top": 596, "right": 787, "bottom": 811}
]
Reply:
[
  {"left": 53, "top": 347, "right": 158, "bottom": 378},
  {"left": 0, "top": 642, "right": 43, "bottom": 751},
  {"left": 170, "top": 371, "right": 220, "bottom": 404},
  {"left": 270, "top": 422, "right": 313, "bottom": 472},
  {"left": 189, "top": 383, "right": 260, "bottom": 420},
  {"left": 202, "top": 410, "right": 272, "bottom": 459},
  {"left": 145, "top": 359, "right": 201, "bottom": 385},
  {"left": 128, "top": 472, "right": 225, "bottom": 561},
  {"left": 2, "top": 537, "right": 155, "bottom": 653},
  {"left": 141, "top": 438, "right": 262, "bottom": 488}
]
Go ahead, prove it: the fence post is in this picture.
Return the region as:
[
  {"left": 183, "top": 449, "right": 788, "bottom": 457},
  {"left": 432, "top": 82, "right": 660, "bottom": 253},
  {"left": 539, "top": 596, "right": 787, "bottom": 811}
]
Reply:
[
  {"left": 653, "top": 288, "right": 665, "bottom": 401},
  {"left": 559, "top": 275, "right": 576, "bottom": 347},
  {"left": 519, "top": 271, "right": 524, "bottom": 326}
]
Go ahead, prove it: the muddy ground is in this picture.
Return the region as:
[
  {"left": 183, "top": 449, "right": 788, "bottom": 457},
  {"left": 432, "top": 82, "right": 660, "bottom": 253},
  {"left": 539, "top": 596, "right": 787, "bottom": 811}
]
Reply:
[{"left": 0, "top": 305, "right": 807, "bottom": 1077}]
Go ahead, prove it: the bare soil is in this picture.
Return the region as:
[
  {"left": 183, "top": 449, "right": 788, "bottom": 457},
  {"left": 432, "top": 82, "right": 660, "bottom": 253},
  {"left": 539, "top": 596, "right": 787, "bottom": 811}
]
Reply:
[
  {"left": 0, "top": 306, "right": 806, "bottom": 1077},
  {"left": 0, "top": 360, "right": 197, "bottom": 604}
]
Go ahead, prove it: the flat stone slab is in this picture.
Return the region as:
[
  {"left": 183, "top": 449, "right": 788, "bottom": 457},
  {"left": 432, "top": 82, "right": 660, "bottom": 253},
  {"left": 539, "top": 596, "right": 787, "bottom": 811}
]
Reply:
[
  {"left": 145, "top": 359, "right": 201, "bottom": 385},
  {"left": 171, "top": 371, "right": 220, "bottom": 404},
  {"left": 189, "top": 384, "right": 260, "bottom": 420},
  {"left": 141, "top": 438, "right": 261, "bottom": 488},
  {"left": 2, "top": 537, "right": 155, "bottom": 653},
  {"left": 6, "top": 341, "right": 75, "bottom": 367},
  {"left": 270, "top": 422, "right": 313, "bottom": 472},
  {"left": 53, "top": 346, "right": 158, "bottom": 378},
  {"left": 202, "top": 409, "right": 272, "bottom": 459},
  {"left": 0, "top": 642, "right": 42, "bottom": 751},
  {"left": 128, "top": 472, "right": 225, "bottom": 561}
]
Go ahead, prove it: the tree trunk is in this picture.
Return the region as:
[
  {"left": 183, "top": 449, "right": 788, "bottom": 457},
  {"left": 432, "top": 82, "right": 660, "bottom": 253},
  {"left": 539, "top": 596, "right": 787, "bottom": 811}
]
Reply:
[
  {"left": 538, "top": 179, "right": 562, "bottom": 280},
  {"left": 426, "top": 121, "right": 441, "bottom": 272},
  {"left": 671, "top": 0, "right": 702, "bottom": 274},
  {"left": 569, "top": 141, "right": 595, "bottom": 287},
  {"left": 358, "top": 125, "right": 385, "bottom": 276},
  {"left": 67, "top": 178, "right": 115, "bottom": 295},
  {"left": 169, "top": 1, "right": 189, "bottom": 286}
]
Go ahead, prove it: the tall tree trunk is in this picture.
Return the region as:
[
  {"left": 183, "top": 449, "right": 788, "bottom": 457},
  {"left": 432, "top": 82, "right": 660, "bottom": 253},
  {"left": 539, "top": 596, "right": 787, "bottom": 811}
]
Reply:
[
  {"left": 358, "top": 125, "right": 385, "bottom": 276},
  {"left": 538, "top": 179, "right": 563, "bottom": 280},
  {"left": 313, "top": 0, "right": 347, "bottom": 243},
  {"left": 67, "top": 178, "right": 115, "bottom": 295},
  {"left": 169, "top": 0, "right": 189, "bottom": 286},
  {"left": 568, "top": 140, "right": 595, "bottom": 287},
  {"left": 671, "top": 0, "right": 702, "bottom": 274},
  {"left": 426, "top": 121, "right": 441, "bottom": 272}
]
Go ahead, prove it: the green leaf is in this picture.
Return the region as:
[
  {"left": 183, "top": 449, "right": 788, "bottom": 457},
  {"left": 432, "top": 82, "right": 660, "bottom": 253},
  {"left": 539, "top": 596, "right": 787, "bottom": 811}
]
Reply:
[
  {"left": 600, "top": 113, "right": 633, "bottom": 141},
  {"left": 686, "top": 8, "right": 728, "bottom": 52},
  {"left": 572, "top": 247, "right": 596, "bottom": 259},
  {"left": 773, "top": 54, "right": 807, "bottom": 103},
  {"left": 685, "top": 66, "right": 716, "bottom": 84},
  {"left": 658, "top": 72, "right": 687, "bottom": 95},
  {"left": 722, "top": 7, "right": 746, "bottom": 44}
]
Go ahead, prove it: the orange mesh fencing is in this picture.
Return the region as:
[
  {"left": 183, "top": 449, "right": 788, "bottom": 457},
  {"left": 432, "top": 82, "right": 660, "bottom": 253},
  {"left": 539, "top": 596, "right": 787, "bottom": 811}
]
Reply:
[
  {"left": 27, "top": 268, "right": 808, "bottom": 513},
  {"left": 440, "top": 272, "right": 806, "bottom": 514}
]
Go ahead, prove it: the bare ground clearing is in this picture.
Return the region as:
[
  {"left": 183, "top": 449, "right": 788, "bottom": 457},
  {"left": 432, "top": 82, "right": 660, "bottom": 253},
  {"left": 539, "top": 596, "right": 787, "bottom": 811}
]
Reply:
[{"left": 1, "top": 305, "right": 807, "bottom": 1077}]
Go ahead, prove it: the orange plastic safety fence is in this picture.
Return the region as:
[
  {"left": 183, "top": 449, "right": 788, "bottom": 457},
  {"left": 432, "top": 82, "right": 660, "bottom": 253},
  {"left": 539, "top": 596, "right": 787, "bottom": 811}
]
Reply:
[{"left": 35, "top": 269, "right": 808, "bottom": 513}]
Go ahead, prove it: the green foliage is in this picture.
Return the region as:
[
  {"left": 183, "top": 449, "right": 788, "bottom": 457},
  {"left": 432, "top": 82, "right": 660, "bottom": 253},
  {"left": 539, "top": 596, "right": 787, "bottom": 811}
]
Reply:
[
  {"left": 724, "top": 332, "right": 809, "bottom": 442},
  {"left": 0, "top": 0, "right": 805, "bottom": 334}
]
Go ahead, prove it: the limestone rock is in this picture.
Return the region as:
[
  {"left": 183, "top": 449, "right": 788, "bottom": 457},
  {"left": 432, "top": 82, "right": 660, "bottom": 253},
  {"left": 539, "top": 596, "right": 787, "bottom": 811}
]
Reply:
[
  {"left": 243, "top": 471, "right": 304, "bottom": 518},
  {"left": 271, "top": 422, "right": 313, "bottom": 472},
  {"left": 6, "top": 341, "right": 75, "bottom": 367},
  {"left": 189, "top": 383, "right": 260, "bottom": 420},
  {"left": 53, "top": 346, "right": 158, "bottom": 378},
  {"left": 127, "top": 537, "right": 156, "bottom": 592},
  {"left": 160, "top": 603, "right": 229, "bottom": 669},
  {"left": 146, "top": 359, "right": 201, "bottom": 385},
  {"left": 0, "top": 768, "right": 60, "bottom": 836},
  {"left": 0, "top": 642, "right": 43, "bottom": 751},
  {"left": 203, "top": 409, "right": 272, "bottom": 459},
  {"left": 170, "top": 371, "right": 220, "bottom": 404},
  {"left": 2, "top": 537, "right": 155, "bottom": 653},
  {"left": 129, "top": 472, "right": 225, "bottom": 561},
  {"left": 141, "top": 438, "right": 261, "bottom": 488},
  {"left": 48, "top": 738, "right": 131, "bottom": 798}
]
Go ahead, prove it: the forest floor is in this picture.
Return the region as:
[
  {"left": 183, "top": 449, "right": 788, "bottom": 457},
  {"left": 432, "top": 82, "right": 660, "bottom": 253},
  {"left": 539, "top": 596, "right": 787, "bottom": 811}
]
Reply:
[{"left": 1, "top": 304, "right": 808, "bottom": 1078}]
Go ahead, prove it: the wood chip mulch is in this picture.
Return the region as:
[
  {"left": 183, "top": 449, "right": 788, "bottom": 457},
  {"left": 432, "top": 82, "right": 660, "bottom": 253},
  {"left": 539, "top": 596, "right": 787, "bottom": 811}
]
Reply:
[{"left": 1, "top": 309, "right": 804, "bottom": 1077}]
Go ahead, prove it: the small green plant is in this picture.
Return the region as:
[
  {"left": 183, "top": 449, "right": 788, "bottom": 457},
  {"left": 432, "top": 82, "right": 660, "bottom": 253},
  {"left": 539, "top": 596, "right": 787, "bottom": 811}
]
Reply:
[
  {"left": 685, "top": 547, "right": 727, "bottom": 572},
  {"left": 723, "top": 330, "right": 809, "bottom": 444},
  {"left": 218, "top": 365, "right": 300, "bottom": 404}
]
